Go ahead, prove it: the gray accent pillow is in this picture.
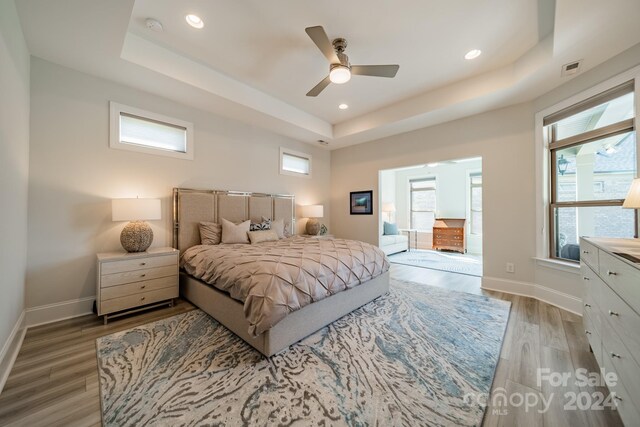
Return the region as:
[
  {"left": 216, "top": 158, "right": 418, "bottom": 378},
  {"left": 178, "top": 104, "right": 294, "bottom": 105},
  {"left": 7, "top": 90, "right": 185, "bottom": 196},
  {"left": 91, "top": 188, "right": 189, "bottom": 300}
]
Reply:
[
  {"left": 221, "top": 218, "right": 250, "bottom": 244},
  {"left": 199, "top": 221, "right": 222, "bottom": 245},
  {"left": 383, "top": 221, "right": 399, "bottom": 235},
  {"left": 248, "top": 230, "right": 279, "bottom": 244}
]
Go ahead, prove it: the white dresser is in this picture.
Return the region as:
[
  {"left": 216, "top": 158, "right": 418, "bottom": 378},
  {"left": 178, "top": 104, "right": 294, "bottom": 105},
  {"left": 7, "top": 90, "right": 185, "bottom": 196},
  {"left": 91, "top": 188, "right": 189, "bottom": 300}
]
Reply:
[
  {"left": 580, "top": 237, "right": 640, "bottom": 425},
  {"left": 96, "top": 247, "right": 179, "bottom": 324}
]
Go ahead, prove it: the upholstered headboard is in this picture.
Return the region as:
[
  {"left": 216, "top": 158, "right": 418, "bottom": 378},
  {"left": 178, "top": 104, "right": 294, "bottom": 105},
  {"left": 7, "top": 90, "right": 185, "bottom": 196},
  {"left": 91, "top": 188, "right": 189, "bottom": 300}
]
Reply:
[{"left": 172, "top": 188, "right": 295, "bottom": 253}]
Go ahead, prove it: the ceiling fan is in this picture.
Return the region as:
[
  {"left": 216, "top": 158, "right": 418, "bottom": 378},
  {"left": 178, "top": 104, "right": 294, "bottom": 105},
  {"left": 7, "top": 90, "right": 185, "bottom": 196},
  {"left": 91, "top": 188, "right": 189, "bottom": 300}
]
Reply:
[{"left": 304, "top": 26, "right": 400, "bottom": 97}]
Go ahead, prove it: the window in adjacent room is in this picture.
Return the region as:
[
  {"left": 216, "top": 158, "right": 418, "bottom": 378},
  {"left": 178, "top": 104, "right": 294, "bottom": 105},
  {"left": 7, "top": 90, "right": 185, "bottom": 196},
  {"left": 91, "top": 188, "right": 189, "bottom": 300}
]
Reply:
[
  {"left": 469, "top": 172, "right": 482, "bottom": 235},
  {"left": 410, "top": 177, "right": 436, "bottom": 231},
  {"left": 280, "top": 148, "right": 312, "bottom": 177},
  {"left": 109, "top": 102, "right": 194, "bottom": 160},
  {"left": 544, "top": 81, "right": 637, "bottom": 262}
]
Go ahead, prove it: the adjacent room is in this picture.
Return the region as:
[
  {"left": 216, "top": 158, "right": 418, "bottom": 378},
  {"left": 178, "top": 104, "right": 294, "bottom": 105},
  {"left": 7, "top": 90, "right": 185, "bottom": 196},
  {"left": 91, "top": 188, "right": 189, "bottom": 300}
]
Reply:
[
  {"left": 379, "top": 157, "right": 483, "bottom": 277},
  {"left": 1, "top": 0, "right": 640, "bottom": 426}
]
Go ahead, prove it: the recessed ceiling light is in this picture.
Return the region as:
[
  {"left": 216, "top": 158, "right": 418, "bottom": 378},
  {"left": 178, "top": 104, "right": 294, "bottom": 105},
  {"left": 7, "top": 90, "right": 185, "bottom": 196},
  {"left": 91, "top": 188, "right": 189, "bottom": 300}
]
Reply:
[
  {"left": 338, "top": 103, "right": 349, "bottom": 110},
  {"left": 185, "top": 14, "right": 204, "bottom": 29},
  {"left": 464, "top": 49, "right": 482, "bottom": 60}
]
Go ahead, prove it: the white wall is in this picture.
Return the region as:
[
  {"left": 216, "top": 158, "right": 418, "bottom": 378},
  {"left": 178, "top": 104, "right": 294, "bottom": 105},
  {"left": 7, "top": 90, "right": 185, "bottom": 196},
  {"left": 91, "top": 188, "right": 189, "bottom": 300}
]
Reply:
[
  {"left": 26, "top": 58, "right": 331, "bottom": 311},
  {"left": 0, "top": 0, "right": 29, "bottom": 369},
  {"left": 331, "top": 43, "right": 640, "bottom": 312}
]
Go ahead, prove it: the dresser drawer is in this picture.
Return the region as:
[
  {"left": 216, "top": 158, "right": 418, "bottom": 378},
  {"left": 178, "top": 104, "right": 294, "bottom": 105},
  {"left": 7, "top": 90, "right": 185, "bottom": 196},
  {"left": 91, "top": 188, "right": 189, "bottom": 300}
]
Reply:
[
  {"left": 583, "top": 310, "right": 603, "bottom": 367},
  {"left": 101, "top": 275, "right": 177, "bottom": 300},
  {"left": 601, "top": 352, "right": 640, "bottom": 426},
  {"left": 599, "top": 251, "right": 640, "bottom": 311},
  {"left": 600, "top": 322, "right": 640, "bottom": 413},
  {"left": 598, "top": 278, "right": 640, "bottom": 367},
  {"left": 100, "top": 287, "right": 178, "bottom": 315},
  {"left": 101, "top": 265, "right": 177, "bottom": 288},
  {"left": 101, "top": 254, "right": 177, "bottom": 275},
  {"left": 433, "top": 228, "right": 463, "bottom": 236},
  {"left": 579, "top": 239, "right": 599, "bottom": 269}
]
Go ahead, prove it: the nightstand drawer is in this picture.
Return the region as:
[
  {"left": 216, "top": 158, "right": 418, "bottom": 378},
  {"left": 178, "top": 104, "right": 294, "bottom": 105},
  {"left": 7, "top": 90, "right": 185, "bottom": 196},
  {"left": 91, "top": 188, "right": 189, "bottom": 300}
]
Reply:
[
  {"left": 101, "top": 254, "right": 177, "bottom": 275},
  {"left": 101, "top": 275, "right": 177, "bottom": 300},
  {"left": 100, "top": 287, "right": 178, "bottom": 315},
  {"left": 101, "top": 265, "right": 177, "bottom": 288}
]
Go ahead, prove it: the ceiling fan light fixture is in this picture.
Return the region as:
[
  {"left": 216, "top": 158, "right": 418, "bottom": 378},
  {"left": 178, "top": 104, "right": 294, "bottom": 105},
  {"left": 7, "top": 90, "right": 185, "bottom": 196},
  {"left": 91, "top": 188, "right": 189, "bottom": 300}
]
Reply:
[
  {"left": 329, "top": 65, "right": 351, "bottom": 84},
  {"left": 464, "top": 49, "right": 482, "bottom": 60},
  {"left": 185, "top": 14, "right": 204, "bottom": 29}
]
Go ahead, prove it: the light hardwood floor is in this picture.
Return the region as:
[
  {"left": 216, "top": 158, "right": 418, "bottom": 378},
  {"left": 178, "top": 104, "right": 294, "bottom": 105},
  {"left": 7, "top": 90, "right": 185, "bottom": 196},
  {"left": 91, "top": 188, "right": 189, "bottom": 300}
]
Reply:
[{"left": 0, "top": 264, "right": 623, "bottom": 426}]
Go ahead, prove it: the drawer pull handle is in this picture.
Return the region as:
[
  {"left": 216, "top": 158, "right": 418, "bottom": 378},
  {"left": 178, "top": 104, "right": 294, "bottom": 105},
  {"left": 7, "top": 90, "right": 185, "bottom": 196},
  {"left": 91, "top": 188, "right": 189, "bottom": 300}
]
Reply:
[
  {"left": 607, "top": 270, "right": 617, "bottom": 276},
  {"left": 585, "top": 330, "right": 591, "bottom": 335},
  {"left": 141, "top": 285, "right": 146, "bottom": 289},
  {"left": 608, "top": 310, "right": 619, "bottom": 317},
  {"left": 584, "top": 303, "right": 591, "bottom": 308},
  {"left": 141, "top": 262, "right": 147, "bottom": 266},
  {"left": 611, "top": 352, "right": 621, "bottom": 359},
  {"left": 583, "top": 277, "right": 590, "bottom": 281},
  {"left": 141, "top": 297, "right": 146, "bottom": 301},
  {"left": 613, "top": 394, "right": 623, "bottom": 401},
  {"left": 582, "top": 250, "right": 589, "bottom": 254},
  {"left": 141, "top": 274, "right": 146, "bottom": 277}
]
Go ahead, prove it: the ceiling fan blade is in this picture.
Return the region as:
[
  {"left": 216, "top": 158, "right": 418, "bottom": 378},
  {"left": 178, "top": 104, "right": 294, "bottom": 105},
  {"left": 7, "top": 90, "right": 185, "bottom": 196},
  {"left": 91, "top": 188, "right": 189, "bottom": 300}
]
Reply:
[
  {"left": 306, "top": 76, "right": 331, "bottom": 97},
  {"left": 351, "top": 65, "right": 400, "bottom": 78},
  {"left": 305, "top": 26, "right": 340, "bottom": 64}
]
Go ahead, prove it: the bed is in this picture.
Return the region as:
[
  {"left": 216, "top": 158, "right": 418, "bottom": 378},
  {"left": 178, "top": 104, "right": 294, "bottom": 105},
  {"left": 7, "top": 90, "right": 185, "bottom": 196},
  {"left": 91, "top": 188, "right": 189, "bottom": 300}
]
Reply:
[{"left": 173, "top": 188, "right": 390, "bottom": 357}]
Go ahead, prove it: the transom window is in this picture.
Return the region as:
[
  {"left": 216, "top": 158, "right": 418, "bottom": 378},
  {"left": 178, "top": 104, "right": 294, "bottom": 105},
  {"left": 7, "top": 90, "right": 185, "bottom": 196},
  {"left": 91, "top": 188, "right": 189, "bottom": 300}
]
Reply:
[
  {"left": 410, "top": 178, "right": 436, "bottom": 231},
  {"left": 544, "top": 81, "right": 637, "bottom": 262},
  {"left": 109, "top": 102, "right": 194, "bottom": 160},
  {"left": 280, "top": 148, "right": 312, "bottom": 177}
]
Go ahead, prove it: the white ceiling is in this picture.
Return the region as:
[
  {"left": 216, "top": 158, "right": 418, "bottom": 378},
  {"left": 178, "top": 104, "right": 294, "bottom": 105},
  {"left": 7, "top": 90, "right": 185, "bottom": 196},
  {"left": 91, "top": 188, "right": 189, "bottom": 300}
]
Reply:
[{"left": 15, "top": 0, "right": 640, "bottom": 150}]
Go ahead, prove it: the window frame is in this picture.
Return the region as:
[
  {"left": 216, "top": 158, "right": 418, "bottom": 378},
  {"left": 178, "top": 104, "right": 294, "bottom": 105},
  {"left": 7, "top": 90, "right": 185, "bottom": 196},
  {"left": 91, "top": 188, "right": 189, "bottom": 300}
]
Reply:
[
  {"left": 535, "top": 67, "right": 640, "bottom": 265},
  {"left": 109, "top": 102, "right": 194, "bottom": 160},
  {"left": 280, "top": 147, "right": 312, "bottom": 178},
  {"left": 409, "top": 177, "right": 437, "bottom": 231},
  {"left": 469, "top": 172, "right": 483, "bottom": 236}
]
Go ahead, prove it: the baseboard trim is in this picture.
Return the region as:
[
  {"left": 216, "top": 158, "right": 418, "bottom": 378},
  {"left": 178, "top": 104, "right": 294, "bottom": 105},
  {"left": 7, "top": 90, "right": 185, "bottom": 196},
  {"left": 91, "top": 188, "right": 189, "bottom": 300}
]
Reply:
[
  {"left": 482, "top": 276, "right": 582, "bottom": 316},
  {"left": 0, "top": 311, "right": 26, "bottom": 394},
  {"left": 25, "top": 296, "right": 95, "bottom": 328}
]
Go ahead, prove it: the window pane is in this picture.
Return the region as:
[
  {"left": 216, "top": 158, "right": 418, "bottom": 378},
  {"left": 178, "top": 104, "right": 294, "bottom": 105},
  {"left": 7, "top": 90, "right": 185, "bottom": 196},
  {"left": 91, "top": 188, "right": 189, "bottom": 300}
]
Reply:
[
  {"left": 282, "top": 153, "right": 310, "bottom": 175},
  {"left": 554, "top": 206, "right": 635, "bottom": 260},
  {"left": 471, "top": 187, "right": 482, "bottom": 211},
  {"left": 555, "top": 131, "right": 636, "bottom": 202},
  {"left": 120, "top": 113, "right": 187, "bottom": 153},
  {"left": 411, "top": 211, "right": 435, "bottom": 231},
  {"left": 412, "top": 189, "right": 435, "bottom": 211},
  {"left": 554, "top": 92, "right": 634, "bottom": 140},
  {"left": 411, "top": 179, "right": 436, "bottom": 189},
  {"left": 471, "top": 211, "right": 482, "bottom": 235}
]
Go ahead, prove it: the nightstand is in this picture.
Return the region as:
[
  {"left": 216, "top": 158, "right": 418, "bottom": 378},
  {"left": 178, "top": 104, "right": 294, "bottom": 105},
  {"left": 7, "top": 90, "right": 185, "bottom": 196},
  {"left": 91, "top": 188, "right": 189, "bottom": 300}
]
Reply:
[{"left": 96, "top": 247, "right": 179, "bottom": 324}]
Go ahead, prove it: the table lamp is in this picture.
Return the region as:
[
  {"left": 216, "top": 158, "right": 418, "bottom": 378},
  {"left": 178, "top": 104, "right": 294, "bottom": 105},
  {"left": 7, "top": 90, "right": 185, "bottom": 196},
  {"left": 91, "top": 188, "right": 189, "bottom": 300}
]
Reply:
[
  {"left": 623, "top": 178, "right": 640, "bottom": 238},
  {"left": 382, "top": 202, "right": 396, "bottom": 223},
  {"left": 112, "top": 198, "right": 161, "bottom": 252},
  {"left": 300, "top": 205, "right": 324, "bottom": 235}
]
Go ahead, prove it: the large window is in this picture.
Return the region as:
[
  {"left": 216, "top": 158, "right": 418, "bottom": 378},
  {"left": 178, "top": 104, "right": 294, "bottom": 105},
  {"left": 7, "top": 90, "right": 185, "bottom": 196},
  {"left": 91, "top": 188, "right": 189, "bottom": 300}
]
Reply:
[
  {"left": 469, "top": 172, "right": 482, "bottom": 235},
  {"left": 410, "top": 178, "right": 436, "bottom": 231},
  {"left": 109, "top": 102, "right": 193, "bottom": 160},
  {"left": 544, "top": 81, "right": 637, "bottom": 261}
]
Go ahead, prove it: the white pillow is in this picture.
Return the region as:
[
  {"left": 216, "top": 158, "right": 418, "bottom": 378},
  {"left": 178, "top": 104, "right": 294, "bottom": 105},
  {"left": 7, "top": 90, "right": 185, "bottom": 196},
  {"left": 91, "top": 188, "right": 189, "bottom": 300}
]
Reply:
[
  {"left": 248, "top": 230, "right": 279, "bottom": 244},
  {"left": 267, "top": 218, "right": 285, "bottom": 239},
  {"left": 221, "top": 218, "right": 250, "bottom": 244}
]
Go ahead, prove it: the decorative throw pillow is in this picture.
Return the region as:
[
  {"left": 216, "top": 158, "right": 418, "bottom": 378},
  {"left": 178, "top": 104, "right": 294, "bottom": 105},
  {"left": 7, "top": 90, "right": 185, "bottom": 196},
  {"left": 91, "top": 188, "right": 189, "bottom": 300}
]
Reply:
[
  {"left": 221, "top": 218, "right": 250, "bottom": 244},
  {"left": 248, "top": 230, "right": 279, "bottom": 244},
  {"left": 199, "top": 221, "right": 222, "bottom": 245},
  {"left": 266, "top": 217, "right": 285, "bottom": 239},
  {"left": 250, "top": 218, "right": 271, "bottom": 231},
  {"left": 383, "top": 221, "right": 399, "bottom": 235}
]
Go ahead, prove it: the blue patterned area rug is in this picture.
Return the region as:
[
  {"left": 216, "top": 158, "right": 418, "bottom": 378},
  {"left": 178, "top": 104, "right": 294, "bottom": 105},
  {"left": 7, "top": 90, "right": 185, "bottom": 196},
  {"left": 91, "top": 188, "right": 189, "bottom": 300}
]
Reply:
[
  {"left": 96, "top": 279, "right": 510, "bottom": 426},
  {"left": 389, "top": 249, "right": 483, "bottom": 277}
]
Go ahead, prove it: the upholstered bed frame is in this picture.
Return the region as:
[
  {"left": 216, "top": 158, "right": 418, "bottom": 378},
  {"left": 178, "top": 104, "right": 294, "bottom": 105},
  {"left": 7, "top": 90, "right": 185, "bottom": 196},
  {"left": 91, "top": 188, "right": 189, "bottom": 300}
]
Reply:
[{"left": 173, "top": 188, "right": 390, "bottom": 357}]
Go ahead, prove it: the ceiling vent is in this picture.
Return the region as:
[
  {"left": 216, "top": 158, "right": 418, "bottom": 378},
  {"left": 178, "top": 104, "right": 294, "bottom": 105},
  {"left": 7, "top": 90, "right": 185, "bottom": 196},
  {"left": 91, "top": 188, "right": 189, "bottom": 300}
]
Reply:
[{"left": 561, "top": 60, "right": 583, "bottom": 77}]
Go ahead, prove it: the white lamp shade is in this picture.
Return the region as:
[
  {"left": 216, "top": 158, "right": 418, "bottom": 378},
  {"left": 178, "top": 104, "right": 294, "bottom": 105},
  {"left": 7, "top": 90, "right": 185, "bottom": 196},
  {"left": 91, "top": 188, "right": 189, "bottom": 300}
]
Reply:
[
  {"left": 623, "top": 178, "right": 640, "bottom": 208},
  {"left": 382, "top": 202, "right": 396, "bottom": 213},
  {"left": 112, "top": 198, "right": 161, "bottom": 221},
  {"left": 300, "top": 204, "right": 324, "bottom": 218}
]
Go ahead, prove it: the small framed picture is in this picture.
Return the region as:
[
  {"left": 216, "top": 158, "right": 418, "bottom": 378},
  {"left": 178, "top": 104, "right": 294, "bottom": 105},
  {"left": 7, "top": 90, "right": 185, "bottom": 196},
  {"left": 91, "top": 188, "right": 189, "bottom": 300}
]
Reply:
[{"left": 350, "top": 190, "right": 373, "bottom": 215}]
